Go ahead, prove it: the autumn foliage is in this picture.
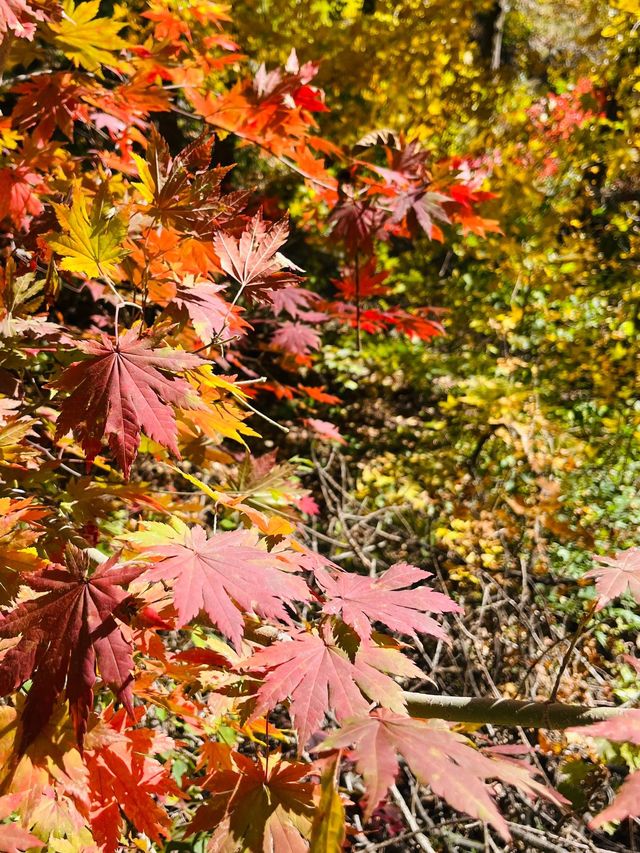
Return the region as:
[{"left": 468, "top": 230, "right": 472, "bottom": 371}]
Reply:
[{"left": 0, "top": 0, "right": 639, "bottom": 851}]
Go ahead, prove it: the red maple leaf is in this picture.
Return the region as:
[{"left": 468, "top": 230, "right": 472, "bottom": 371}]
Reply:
[
  {"left": 52, "top": 327, "right": 203, "bottom": 478},
  {"left": 329, "top": 194, "right": 386, "bottom": 254},
  {"left": 270, "top": 285, "right": 323, "bottom": 319},
  {"left": 333, "top": 258, "right": 390, "bottom": 300},
  {"left": 189, "top": 751, "right": 316, "bottom": 852},
  {"left": 583, "top": 546, "right": 640, "bottom": 610},
  {"left": 0, "top": 546, "right": 144, "bottom": 750},
  {"left": 213, "top": 212, "right": 302, "bottom": 304},
  {"left": 84, "top": 707, "right": 182, "bottom": 851},
  {"left": 141, "top": 525, "right": 311, "bottom": 649},
  {"left": 316, "top": 561, "right": 462, "bottom": 641},
  {"left": 271, "top": 322, "right": 321, "bottom": 355},
  {"left": 385, "top": 187, "right": 451, "bottom": 241},
  {"left": 134, "top": 129, "right": 248, "bottom": 238},
  {"left": 243, "top": 625, "right": 422, "bottom": 746},
  {"left": 0, "top": 166, "right": 44, "bottom": 230},
  {"left": 12, "top": 72, "right": 90, "bottom": 142},
  {"left": 318, "top": 710, "right": 564, "bottom": 835},
  {"left": 298, "top": 385, "right": 341, "bottom": 405}
]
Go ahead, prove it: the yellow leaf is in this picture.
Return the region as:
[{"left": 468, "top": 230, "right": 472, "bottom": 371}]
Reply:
[
  {"left": 48, "top": 184, "right": 128, "bottom": 278},
  {"left": 198, "top": 369, "right": 250, "bottom": 401},
  {"left": 50, "top": 0, "right": 127, "bottom": 73},
  {"left": 131, "top": 152, "right": 155, "bottom": 204},
  {"left": 123, "top": 516, "right": 190, "bottom": 550},
  {"left": 166, "top": 463, "right": 223, "bottom": 503},
  {"left": 310, "top": 756, "right": 346, "bottom": 853}
]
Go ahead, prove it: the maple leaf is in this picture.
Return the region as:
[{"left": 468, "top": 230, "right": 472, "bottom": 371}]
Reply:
[
  {"left": 306, "top": 418, "right": 346, "bottom": 445},
  {"left": 455, "top": 210, "right": 503, "bottom": 238},
  {"left": 272, "top": 321, "right": 321, "bottom": 355},
  {"left": 367, "top": 138, "right": 431, "bottom": 184},
  {"left": 270, "top": 285, "right": 322, "bottom": 319},
  {"left": 0, "top": 165, "right": 44, "bottom": 230},
  {"left": 51, "top": 326, "right": 203, "bottom": 478},
  {"left": 318, "top": 710, "right": 563, "bottom": 837},
  {"left": 333, "top": 258, "right": 390, "bottom": 300},
  {"left": 179, "top": 366, "right": 260, "bottom": 447},
  {"left": 299, "top": 385, "right": 341, "bottom": 405},
  {"left": 179, "top": 395, "right": 259, "bottom": 448},
  {"left": 385, "top": 307, "right": 444, "bottom": 341},
  {"left": 139, "top": 523, "right": 311, "bottom": 649},
  {"left": 169, "top": 277, "right": 249, "bottom": 345},
  {"left": 142, "top": 3, "right": 190, "bottom": 42},
  {"left": 213, "top": 212, "right": 303, "bottom": 304},
  {"left": 132, "top": 129, "right": 248, "bottom": 237},
  {"left": 243, "top": 624, "right": 421, "bottom": 747},
  {"left": 316, "top": 561, "right": 462, "bottom": 642},
  {"left": 190, "top": 751, "right": 316, "bottom": 852},
  {"left": 189, "top": 49, "right": 332, "bottom": 164},
  {"left": 0, "top": 0, "right": 46, "bottom": 41},
  {"left": 0, "top": 546, "right": 144, "bottom": 750},
  {"left": 48, "top": 183, "right": 128, "bottom": 279},
  {"left": 0, "top": 795, "right": 43, "bottom": 853},
  {"left": 586, "top": 771, "right": 640, "bottom": 828},
  {"left": 297, "top": 495, "right": 320, "bottom": 515},
  {"left": 385, "top": 188, "right": 451, "bottom": 241},
  {"left": 48, "top": 0, "right": 127, "bottom": 73},
  {"left": 83, "top": 707, "right": 181, "bottom": 850},
  {"left": 329, "top": 195, "right": 386, "bottom": 254},
  {"left": 570, "top": 708, "right": 640, "bottom": 745},
  {"left": 583, "top": 546, "right": 640, "bottom": 610},
  {"left": 12, "top": 72, "right": 89, "bottom": 142}
]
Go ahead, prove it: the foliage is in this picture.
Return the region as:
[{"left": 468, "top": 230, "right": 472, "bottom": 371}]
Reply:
[{"left": 0, "top": 0, "right": 640, "bottom": 851}]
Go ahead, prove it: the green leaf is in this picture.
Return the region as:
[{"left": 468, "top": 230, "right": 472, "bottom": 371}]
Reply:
[{"left": 48, "top": 184, "right": 128, "bottom": 279}]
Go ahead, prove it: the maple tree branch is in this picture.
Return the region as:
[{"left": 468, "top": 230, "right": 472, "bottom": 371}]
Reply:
[
  {"left": 403, "top": 692, "right": 626, "bottom": 729},
  {"left": 179, "top": 103, "right": 339, "bottom": 192}
]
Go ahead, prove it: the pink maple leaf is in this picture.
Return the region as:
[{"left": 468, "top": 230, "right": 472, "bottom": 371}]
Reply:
[
  {"left": 583, "top": 547, "right": 640, "bottom": 610},
  {"left": 213, "top": 212, "right": 302, "bottom": 304},
  {"left": 305, "top": 418, "right": 346, "bottom": 445},
  {"left": 271, "top": 322, "right": 321, "bottom": 355},
  {"left": 141, "top": 525, "right": 311, "bottom": 650},
  {"left": 318, "top": 710, "right": 564, "bottom": 834},
  {"left": 243, "top": 624, "right": 421, "bottom": 746},
  {"left": 316, "top": 561, "right": 462, "bottom": 641}
]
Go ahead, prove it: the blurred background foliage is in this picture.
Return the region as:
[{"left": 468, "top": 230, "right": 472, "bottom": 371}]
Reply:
[{"left": 231, "top": 0, "right": 640, "bottom": 703}]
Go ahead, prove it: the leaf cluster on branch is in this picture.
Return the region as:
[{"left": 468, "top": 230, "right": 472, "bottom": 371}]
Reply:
[{"left": 0, "top": 1, "right": 636, "bottom": 851}]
